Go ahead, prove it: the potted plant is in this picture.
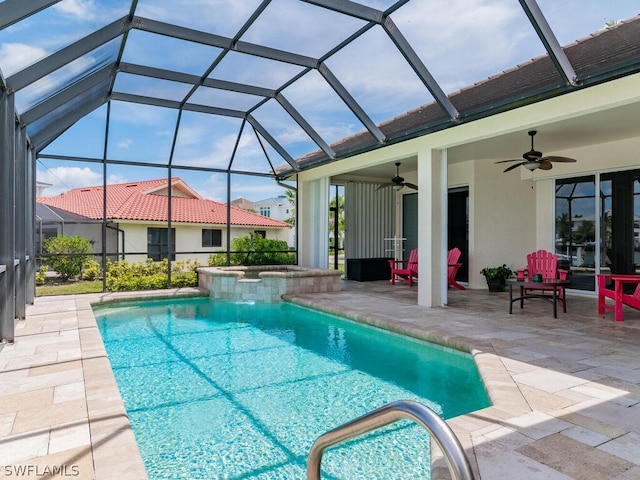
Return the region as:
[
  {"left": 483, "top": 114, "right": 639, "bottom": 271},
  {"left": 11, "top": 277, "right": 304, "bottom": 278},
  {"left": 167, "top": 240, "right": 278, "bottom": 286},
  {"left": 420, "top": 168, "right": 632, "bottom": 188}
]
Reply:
[{"left": 480, "top": 264, "right": 514, "bottom": 292}]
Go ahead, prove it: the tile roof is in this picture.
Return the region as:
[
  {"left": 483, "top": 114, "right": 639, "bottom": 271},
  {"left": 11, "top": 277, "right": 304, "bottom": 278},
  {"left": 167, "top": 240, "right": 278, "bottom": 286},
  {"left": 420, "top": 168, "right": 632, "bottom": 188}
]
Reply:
[
  {"left": 294, "top": 15, "right": 640, "bottom": 168},
  {"left": 37, "top": 178, "right": 290, "bottom": 228}
]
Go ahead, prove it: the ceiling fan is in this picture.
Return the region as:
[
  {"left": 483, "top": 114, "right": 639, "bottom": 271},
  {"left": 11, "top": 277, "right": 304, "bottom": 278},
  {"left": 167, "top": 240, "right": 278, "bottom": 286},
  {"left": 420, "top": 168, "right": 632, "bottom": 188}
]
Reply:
[
  {"left": 376, "top": 162, "right": 418, "bottom": 191},
  {"left": 495, "top": 131, "right": 577, "bottom": 173}
]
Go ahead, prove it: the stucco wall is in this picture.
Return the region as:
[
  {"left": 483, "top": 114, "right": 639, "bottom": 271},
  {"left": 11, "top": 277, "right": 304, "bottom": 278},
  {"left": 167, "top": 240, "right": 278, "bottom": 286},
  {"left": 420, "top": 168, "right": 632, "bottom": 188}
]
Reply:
[{"left": 118, "top": 222, "right": 290, "bottom": 264}]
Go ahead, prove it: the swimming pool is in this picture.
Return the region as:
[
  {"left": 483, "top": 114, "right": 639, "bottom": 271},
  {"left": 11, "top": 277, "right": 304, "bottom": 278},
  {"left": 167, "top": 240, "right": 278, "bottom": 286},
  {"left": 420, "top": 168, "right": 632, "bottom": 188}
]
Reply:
[{"left": 95, "top": 297, "right": 489, "bottom": 479}]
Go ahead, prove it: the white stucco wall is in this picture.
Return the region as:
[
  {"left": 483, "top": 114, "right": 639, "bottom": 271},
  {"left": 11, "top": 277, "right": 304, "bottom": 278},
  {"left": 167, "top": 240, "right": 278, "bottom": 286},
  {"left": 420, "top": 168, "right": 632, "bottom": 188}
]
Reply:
[{"left": 117, "top": 221, "right": 290, "bottom": 264}]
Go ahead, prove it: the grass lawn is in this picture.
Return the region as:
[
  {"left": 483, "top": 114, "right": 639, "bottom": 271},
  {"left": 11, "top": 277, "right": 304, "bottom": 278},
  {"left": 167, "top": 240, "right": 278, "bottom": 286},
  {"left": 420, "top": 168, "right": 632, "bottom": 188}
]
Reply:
[{"left": 36, "top": 280, "right": 104, "bottom": 296}]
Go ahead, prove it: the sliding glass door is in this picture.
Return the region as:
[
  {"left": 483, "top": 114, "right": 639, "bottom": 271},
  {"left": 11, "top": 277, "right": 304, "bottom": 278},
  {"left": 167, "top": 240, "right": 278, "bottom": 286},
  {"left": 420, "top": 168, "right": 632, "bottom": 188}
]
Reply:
[
  {"left": 555, "top": 169, "right": 640, "bottom": 292},
  {"left": 555, "top": 176, "right": 596, "bottom": 291}
]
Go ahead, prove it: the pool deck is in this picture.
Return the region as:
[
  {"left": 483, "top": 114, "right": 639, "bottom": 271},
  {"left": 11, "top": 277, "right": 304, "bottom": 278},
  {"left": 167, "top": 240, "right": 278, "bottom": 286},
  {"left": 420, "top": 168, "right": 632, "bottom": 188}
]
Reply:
[{"left": 1, "top": 283, "right": 640, "bottom": 479}]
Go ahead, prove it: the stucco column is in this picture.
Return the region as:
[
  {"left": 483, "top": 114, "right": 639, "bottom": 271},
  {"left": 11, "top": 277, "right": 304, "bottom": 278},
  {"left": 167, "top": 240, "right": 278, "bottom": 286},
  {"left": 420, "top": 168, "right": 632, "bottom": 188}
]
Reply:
[
  {"left": 298, "top": 177, "right": 329, "bottom": 268},
  {"left": 417, "top": 148, "right": 445, "bottom": 307}
]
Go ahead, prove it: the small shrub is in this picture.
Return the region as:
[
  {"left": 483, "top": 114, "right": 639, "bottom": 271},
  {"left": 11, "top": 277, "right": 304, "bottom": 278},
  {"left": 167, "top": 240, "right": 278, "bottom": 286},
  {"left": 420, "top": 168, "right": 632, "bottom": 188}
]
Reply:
[
  {"left": 228, "top": 233, "right": 295, "bottom": 266},
  {"left": 172, "top": 272, "right": 199, "bottom": 288},
  {"left": 172, "top": 258, "right": 201, "bottom": 273},
  {"left": 35, "top": 265, "right": 48, "bottom": 286},
  {"left": 105, "top": 258, "right": 199, "bottom": 291},
  {"left": 208, "top": 252, "right": 227, "bottom": 266},
  {"left": 43, "top": 235, "right": 92, "bottom": 281},
  {"left": 83, "top": 259, "right": 102, "bottom": 281}
]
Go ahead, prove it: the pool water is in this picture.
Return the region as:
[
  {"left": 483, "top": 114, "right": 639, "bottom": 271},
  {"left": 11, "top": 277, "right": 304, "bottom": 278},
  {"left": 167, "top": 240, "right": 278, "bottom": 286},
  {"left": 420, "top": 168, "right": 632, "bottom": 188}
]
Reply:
[{"left": 95, "top": 297, "right": 489, "bottom": 479}]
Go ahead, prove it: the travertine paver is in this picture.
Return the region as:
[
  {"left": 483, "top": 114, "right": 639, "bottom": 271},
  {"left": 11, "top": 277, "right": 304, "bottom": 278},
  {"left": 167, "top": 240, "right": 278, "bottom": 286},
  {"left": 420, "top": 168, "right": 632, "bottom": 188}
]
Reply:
[
  {"left": 1, "top": 284, "right": 640, "bottom": 479},
  {"left": 286, "top": 282, "right": 640, "bottom": 479}
]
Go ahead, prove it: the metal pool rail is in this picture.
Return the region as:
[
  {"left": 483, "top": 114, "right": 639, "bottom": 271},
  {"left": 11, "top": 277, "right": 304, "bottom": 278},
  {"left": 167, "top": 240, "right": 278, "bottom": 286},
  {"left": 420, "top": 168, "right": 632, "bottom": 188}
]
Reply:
[{"left": 307, "top": 400, "right": 475, "bottom": 480}]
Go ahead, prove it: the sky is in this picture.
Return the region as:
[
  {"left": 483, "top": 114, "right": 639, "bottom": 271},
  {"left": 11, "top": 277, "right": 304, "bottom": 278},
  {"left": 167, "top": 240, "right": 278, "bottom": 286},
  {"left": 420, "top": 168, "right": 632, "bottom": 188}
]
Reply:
[{"left": 1, "top": 0, "right": 639, "bottom": 201}]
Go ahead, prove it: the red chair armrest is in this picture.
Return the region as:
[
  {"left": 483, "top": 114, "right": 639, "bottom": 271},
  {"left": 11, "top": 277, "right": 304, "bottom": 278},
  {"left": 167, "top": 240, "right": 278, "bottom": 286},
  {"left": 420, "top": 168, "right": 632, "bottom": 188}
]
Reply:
[
  {"left": 388, "top": 259, "right": 408, "bottom": 267},
  {"left": 558, "top": 269, "right": 568, "bottom": 280}
]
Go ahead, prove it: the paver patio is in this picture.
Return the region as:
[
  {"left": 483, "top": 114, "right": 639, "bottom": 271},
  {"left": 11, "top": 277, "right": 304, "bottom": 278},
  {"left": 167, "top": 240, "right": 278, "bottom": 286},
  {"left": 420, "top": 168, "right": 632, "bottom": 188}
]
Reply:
[{"left": 1, "top": 283, "right": 639, "bottom": 479}]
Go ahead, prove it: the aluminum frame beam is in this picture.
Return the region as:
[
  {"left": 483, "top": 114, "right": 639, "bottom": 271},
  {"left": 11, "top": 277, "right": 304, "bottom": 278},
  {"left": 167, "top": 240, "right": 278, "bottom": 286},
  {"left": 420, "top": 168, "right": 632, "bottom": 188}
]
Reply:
[
  {"left": 519, "top": 0, "right": 578, "bottom": 86},
  {"left": 14, "top": 124, "right": 27, "bottom": 319},
  {"left": 119, "top": 63, "right": 276, "bottom": 98},
  {"left": 318, "top": 64, "right": 386, "bottom": 144},
  {"left": 276, "top": 93, "right": 336, "bottom": 159},
  {"left": 0, "top": 0, "right": 62, "bottom": 30},
  {"left": 382, "top": 16, "right": 459, "bottom": 121},
  {"left": 6, "top": 17, "right": 130, "bottom": 92},
  {"left": 20, "top": 65, "right": 116, "bottom": 125},
  {"left": 32, "top": 94, "right": 107, "bottom": 152},
  {"left": 0, "top": 91, "right": 16, "bottom": 342},
  {"left": 134, "top": 17, "right": 318, "bottom": 69},
  {"left": 246, "top": 115, "right": 298, "bottom": 170},
  {"left": 301, "top": 0, "right": 383, "bottom": 22}
]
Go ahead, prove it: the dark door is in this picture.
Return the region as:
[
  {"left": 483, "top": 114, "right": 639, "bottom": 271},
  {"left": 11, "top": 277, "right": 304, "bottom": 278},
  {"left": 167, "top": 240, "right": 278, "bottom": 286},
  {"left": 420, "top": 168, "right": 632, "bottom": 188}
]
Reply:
[
  {"left": 402, "top": 193, "right": 418, "bottom": 256},
  {"left": 601, "top": 171, "right": 640, "bottom": 275},
  {"left": 448, "top": 187, "right": 469, "bottom": 282}
]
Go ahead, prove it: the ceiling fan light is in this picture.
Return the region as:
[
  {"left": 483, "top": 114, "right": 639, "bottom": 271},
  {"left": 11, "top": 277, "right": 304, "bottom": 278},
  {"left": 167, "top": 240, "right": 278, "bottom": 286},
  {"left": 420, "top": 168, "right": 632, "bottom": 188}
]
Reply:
[
  {"left": 393, "top": 184, "right": 404, "bottom": 191},
  {"left": 524, "top": 162, "right": 539, "bottom": 171}
]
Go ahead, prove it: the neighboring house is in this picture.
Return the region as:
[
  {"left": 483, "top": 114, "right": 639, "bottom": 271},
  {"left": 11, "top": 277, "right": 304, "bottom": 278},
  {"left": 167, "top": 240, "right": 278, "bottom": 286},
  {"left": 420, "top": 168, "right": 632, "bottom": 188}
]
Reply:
[
  {"left": 232, "top": 196, "right": 295, "bottom": 245},
  {"left": 38, "top": 178, "right": 291, "bottom": 264},
  {"left": 35, "top": 202, "right": 117, "bottom": 265}
]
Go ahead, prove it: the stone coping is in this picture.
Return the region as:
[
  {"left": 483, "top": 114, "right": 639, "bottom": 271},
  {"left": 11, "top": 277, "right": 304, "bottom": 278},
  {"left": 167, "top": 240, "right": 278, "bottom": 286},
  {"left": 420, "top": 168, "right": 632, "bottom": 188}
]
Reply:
[{"left": 197, "top": 265, "right": 343, "bottom": 279}]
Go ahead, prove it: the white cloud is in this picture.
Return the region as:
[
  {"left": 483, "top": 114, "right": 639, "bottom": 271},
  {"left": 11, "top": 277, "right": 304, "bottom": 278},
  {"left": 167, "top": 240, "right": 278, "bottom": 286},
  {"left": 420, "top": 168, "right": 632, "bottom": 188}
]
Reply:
[
  {"left": 118, "top": 139, "right": 134, "bottom": 149},
  {"left": 37, "top": 166, "right": 102, "bottom": 196},
  {"left": 107, "top": 173, "right": 128, "bottom": 185},
  {"left": 0, "top": 43, "right": 48, "bottom": 77},
  {"left": 52, "top": 0, "right": 97, "bottom": 20}
]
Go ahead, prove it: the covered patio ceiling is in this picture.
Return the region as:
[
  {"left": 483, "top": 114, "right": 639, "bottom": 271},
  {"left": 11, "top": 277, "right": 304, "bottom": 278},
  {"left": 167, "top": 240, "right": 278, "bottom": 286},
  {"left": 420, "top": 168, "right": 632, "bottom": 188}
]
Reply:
[
  {"left": 1, "top": 0, "right": 639, "bottom": 184},
  {"left": 332, "top": 100, "right": 640, "bottom": 183}
]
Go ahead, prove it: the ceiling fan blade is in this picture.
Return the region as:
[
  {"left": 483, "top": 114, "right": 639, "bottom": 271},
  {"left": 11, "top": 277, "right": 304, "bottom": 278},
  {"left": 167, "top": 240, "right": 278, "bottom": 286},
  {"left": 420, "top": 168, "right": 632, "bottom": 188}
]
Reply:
[
  {"left": 495, "top": 159, "right": 522, "bottom": 164},
  {"left": 543, "top": 156, "right": 577, "bottom": 163},
  {"left": 503, "top": 162, "right": 525, "bottom": 173},
  {"left": 403, "top": 182, "right": 419, "bottom": 190},
  {"left": 538, "top": 161, "right": 553, "bottom": 170}
]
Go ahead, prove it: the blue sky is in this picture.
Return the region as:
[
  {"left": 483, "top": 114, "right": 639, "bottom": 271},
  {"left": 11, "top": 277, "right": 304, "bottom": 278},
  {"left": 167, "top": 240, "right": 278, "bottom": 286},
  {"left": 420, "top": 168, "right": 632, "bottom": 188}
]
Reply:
[{"left": 1, "top": 0, "right": 638, "bottom": 201}]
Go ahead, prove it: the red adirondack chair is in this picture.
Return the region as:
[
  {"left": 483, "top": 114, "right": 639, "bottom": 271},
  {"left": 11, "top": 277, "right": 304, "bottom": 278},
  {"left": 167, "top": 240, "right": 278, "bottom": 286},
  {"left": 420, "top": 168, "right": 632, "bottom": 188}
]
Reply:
[
  {"left": 597, "top": 274, "right": 640, "bottom": 321},
  {"left": 448, "top": 247, "right": 465, "bottom": 290},
  {"left": 389, "top": 248, "right": 418, "bottom": 286},
  {"left": 524, "top": 250, "right": 568, "bottom": 302}
]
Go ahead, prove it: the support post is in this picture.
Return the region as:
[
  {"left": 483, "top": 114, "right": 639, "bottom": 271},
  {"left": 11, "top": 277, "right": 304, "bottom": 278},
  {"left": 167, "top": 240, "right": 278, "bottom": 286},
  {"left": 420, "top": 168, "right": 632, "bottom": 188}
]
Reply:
[
  {"left": 15, "top": 122, "right": 27, "bottom": 319},
  {"left": 0, "top": 90, "right": 16, "bottom": 342}
]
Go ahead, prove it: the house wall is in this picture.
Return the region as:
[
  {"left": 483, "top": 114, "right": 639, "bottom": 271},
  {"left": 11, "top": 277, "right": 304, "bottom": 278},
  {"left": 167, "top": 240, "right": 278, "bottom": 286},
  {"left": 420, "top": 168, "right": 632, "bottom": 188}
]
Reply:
[
  {"left": 39, "top": 223, "right": 119, "bottom": 261},
  {"left": 118, "top": 222, "right": 290, "bottom": 265}
]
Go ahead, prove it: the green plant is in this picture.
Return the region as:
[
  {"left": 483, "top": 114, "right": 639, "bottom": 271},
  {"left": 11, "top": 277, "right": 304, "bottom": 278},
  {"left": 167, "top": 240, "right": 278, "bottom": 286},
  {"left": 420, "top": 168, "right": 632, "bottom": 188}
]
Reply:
[
  {"left": 105, "top": 258, "right": 199, "bottom": 291},
  {"left": 208, "top": 252, "right": 227, "bottom": 266},
  {"left": 43, "top": 235, "right": 92, "bottom": 281},
  {"left": 82, "top": 259, "right": 102, "bottom": 281},
  {"left": 210, "top": 234, "right": 295, "bottom": 266},
  {"left": 480, "top": 264, "right": 514, "bottom": 279},
  {"left": 35, "top": 265, "right": 48, "bottom": 286}
]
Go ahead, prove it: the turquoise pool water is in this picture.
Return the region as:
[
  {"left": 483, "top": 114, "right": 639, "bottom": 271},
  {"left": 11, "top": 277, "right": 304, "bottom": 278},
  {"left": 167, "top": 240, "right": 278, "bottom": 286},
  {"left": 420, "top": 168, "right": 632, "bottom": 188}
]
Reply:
[{"left": 95, "top": 297, "right": 489, "bottom": 479}]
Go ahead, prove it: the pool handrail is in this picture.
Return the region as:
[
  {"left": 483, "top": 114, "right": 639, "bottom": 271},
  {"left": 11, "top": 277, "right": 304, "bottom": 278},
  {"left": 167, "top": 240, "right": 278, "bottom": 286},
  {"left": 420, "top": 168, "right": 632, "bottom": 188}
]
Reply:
[{"left": 307, "top": 400, "right": 475, "bottom": 480}]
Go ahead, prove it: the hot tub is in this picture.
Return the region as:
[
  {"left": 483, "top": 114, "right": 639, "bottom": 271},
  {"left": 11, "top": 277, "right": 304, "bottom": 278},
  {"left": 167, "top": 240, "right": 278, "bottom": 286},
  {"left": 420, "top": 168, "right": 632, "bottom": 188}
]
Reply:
[{"left": 197, "top": 265, "right": 343, "bottom": 302}]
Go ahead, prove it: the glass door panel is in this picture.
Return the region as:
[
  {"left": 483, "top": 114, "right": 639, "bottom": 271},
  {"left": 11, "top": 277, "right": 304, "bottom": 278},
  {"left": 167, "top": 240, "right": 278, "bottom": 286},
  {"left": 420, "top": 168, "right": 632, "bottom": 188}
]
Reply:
[
  {"left": 601, "top": 170, "right": 640, "bottom": 276},
  {"left": 555, "top": 176, "right": 596, "bottom": 291}
]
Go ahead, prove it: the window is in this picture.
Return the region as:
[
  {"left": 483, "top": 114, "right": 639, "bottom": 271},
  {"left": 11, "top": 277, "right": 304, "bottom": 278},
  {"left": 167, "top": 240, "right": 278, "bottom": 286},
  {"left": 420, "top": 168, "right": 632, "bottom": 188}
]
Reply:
[
  {"left": 259, "top": 206, "right": 271, "bottom": 217},
  {"left": 254, "top": 230, "right": 266, "bottom": 238},
  {"left": 202, "top": 228, "right": 222, "bottom": 247},
  {"left": 147, "top": 227, "right": 175, "bottom": 261}
]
